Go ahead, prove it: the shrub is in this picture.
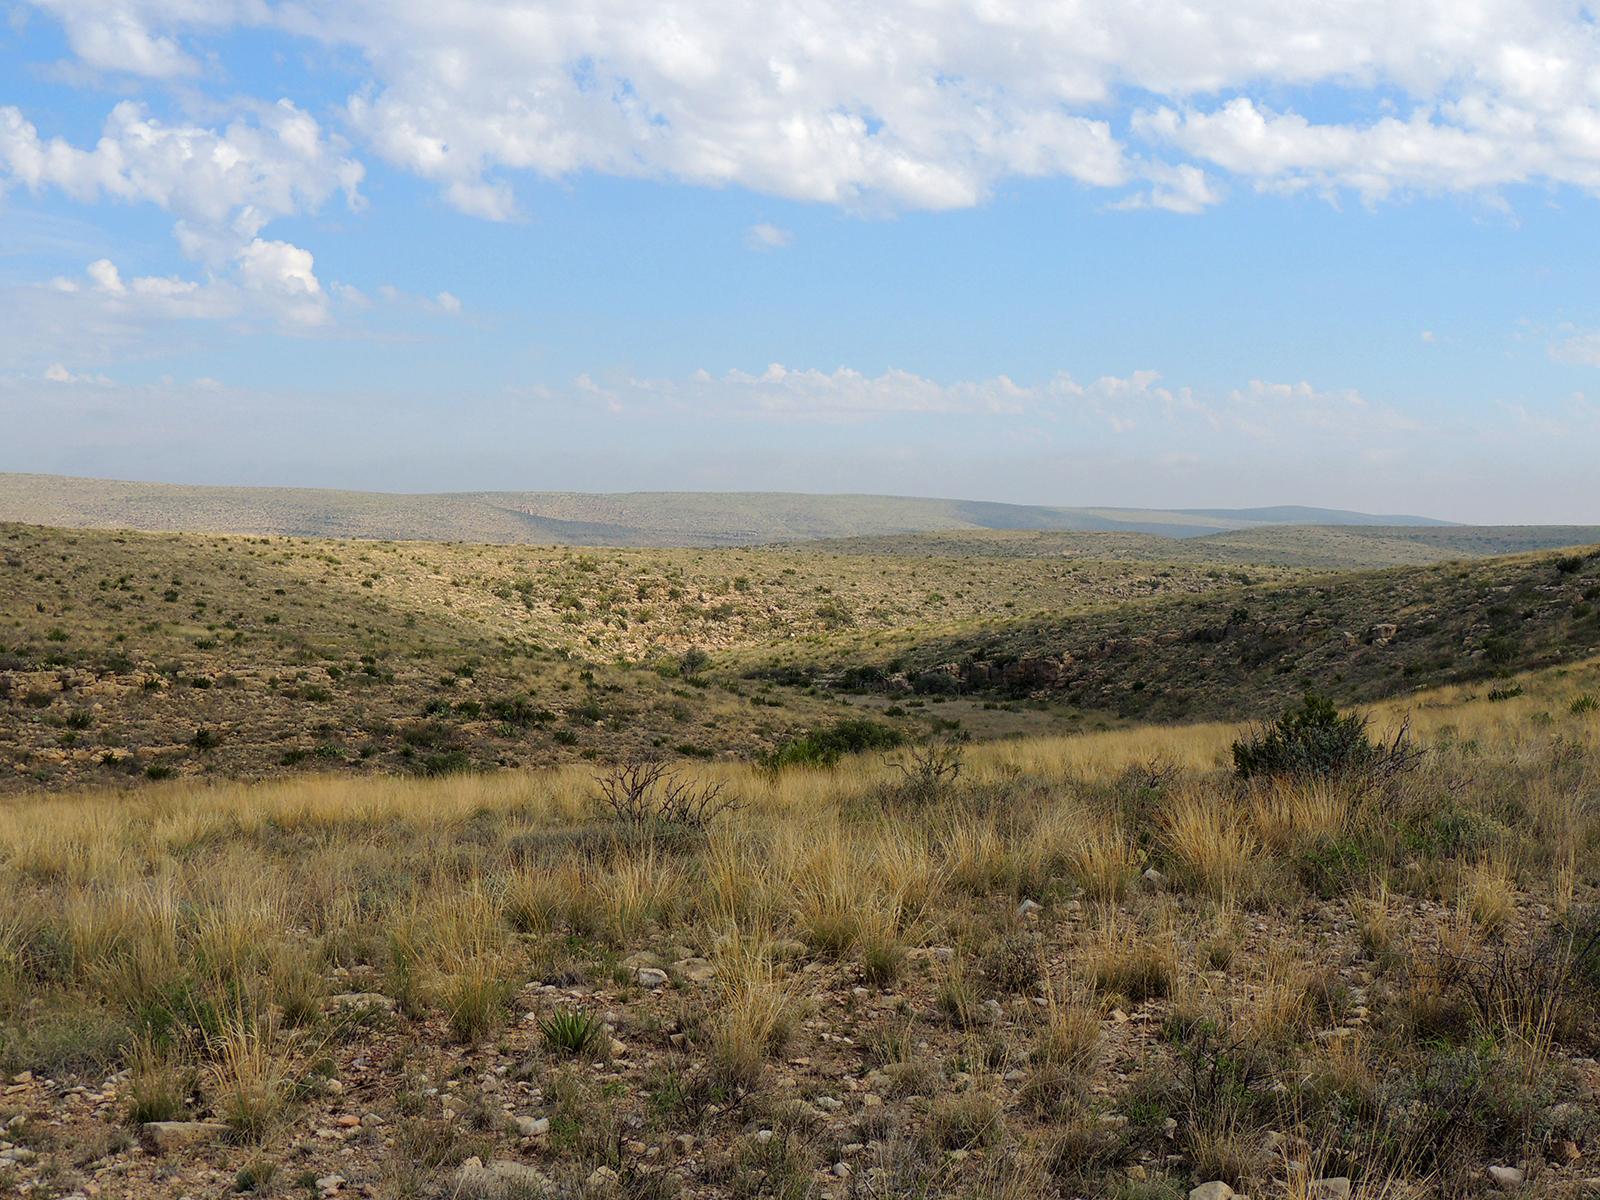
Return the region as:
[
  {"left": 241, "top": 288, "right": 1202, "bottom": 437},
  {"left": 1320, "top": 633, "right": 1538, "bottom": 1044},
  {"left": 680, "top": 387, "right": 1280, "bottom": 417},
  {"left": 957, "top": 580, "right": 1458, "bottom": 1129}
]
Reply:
[
  {"left": 765, "top": 718, "right": 903, "bottom": 770},
  {"left": 487, "top": 695, "right": 548, "bottom": 726},
  {"left": 884, "top": 732, "right": 967, "bottom": 806},
  {"left": 416, "top": 749, "right": 472, "bottom": 776},
  {"left": 591, "top": 760, "right": 740, "bottom": 830},
  {"left": 1232, "top": 693, "right": 1418, "bottom": 786}
]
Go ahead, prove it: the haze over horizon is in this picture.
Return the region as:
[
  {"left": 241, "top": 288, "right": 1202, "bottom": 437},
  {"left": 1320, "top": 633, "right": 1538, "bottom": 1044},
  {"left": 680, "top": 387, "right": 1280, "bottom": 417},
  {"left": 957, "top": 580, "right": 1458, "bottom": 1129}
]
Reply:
[{"left": 4, "top": 3, "right": 1600, "bottom": 523}]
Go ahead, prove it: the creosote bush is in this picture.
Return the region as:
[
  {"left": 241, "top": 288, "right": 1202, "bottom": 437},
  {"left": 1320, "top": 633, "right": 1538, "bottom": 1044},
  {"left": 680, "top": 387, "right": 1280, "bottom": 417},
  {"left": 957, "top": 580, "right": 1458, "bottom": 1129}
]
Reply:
[{"left": 1232, "top": 693, "right": 1420, "bottom": 787}]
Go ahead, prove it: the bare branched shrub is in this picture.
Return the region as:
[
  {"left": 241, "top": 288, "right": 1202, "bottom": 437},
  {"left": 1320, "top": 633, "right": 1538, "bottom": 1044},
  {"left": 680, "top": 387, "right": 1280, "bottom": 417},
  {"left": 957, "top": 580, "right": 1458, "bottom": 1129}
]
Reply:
[
  {"left": 591, "top": 759, "right": 741, "bottom": 830},
  {"left": 886, "top": 731, "right": 968, "bottom": 806},
  {"left": 1445, "top": 908, "right": 1600, "bottom": 1071}
]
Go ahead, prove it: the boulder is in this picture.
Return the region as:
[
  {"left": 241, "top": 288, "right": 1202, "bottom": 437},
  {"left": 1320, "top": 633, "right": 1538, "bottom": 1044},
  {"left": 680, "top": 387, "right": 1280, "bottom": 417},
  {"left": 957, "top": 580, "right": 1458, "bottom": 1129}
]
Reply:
[
  {"left": 327, "top": 992, "right": 394, "bottom": 1011},
  {"left": 673, "top": 957, "right": 716, "bottom": 983}
]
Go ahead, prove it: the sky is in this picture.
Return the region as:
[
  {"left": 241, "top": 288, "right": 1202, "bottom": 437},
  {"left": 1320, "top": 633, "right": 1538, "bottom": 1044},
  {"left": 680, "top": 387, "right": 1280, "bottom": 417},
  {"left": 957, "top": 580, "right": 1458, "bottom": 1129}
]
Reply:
[{"left": 1, "top": 2, "right": 1599, "bottom": 523}]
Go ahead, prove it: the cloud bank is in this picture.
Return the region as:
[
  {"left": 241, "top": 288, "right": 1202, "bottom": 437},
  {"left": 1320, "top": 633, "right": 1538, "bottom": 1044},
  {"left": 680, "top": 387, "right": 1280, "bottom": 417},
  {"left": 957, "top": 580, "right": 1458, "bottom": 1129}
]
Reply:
[{"left": 22, "top": 1, "right": 1600, "bottom": 219}]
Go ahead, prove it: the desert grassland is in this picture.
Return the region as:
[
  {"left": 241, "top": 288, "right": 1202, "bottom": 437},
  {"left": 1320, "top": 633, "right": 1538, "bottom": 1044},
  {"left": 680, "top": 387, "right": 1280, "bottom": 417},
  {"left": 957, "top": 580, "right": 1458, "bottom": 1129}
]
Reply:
[{"left": 2, "top": 663, "right": 1599, "bottom": 1199}]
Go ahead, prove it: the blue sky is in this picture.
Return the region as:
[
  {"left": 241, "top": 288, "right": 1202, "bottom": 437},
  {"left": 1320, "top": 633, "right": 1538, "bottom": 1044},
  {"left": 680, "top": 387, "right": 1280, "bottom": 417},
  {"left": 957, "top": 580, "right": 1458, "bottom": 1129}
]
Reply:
[{"left": 2, "top": 2, "right": 1599, "bottom": 522}]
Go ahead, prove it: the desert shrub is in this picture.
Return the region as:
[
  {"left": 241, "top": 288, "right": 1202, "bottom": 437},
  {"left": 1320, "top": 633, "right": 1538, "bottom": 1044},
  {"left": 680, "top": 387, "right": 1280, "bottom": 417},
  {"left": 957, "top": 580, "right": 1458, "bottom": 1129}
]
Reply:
[
  {"left": 591, "top": 759, "right": 740, "bottom": 830},
  {"left": 1296, "top": 834, "right": 1373, "bottom": 899},
  {"left": 764, "top": 717, "right": 903, "bottom": 770},
  {"left": 1362, "top": 1046, "right": 1550, "bottom": 1195},
  {"left": 1233, "top": 694, "right": 1418, "bottom": 785},
  {"left": 416, "top": 749, "right": 472, "bottom": 776},
  {"left": 486, "top": 695, "right": 548, "bottom": 725},
  {"left": 979, "top": 934, "right": 1041, "bottom": 994},
  {"left": 881, "top": 731, "right": 968, "bottom": 807}
]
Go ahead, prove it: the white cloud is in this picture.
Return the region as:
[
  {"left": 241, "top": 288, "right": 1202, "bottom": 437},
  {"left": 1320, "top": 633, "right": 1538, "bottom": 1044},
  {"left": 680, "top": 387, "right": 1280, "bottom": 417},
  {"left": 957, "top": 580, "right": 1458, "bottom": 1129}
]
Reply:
[
  {"left": 34, "top": 1, "right": 1600, "bottom": 215},
  {"left": 234, "top": 238, "right": 328, "bottom": 325},
  {"left": 1112, "top": 162, "right": 1222, "bottom": 214},
  {"left": 42, "top": 362, "right": 110, "bottom": 384},
  {"left": 745, "top": 223, "right": 793, "bottom": 251},
  {"left": 37, "top": 245, "right": 332, "bottom": 331},
  {"left": 1550, "top": 330, "right": 1600, "bottom": 366},
  {"left": 0, "top": 94, "right": 365, "bottom": 329},
  {"left": 583, "top": 364, "right": 1420, "bottom": 446},
  {"left": 0, "top": 99, "right": 363, "bottom": 254}
]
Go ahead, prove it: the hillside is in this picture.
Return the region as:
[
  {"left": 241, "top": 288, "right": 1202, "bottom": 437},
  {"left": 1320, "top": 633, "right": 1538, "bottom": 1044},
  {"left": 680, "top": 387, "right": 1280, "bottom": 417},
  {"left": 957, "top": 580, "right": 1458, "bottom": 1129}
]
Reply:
[
  {"left": 0, "top": 473, "right": 1445, "bottom": 546},
  {"left": 0, "top": 523, "right": 1296, "bottom": 792},
  {"left": 754, "top": 544, "right": 1600, "bottom": 722},
  {"left": 2, "top": 662, "right": 1598, "bottom": 1200}
]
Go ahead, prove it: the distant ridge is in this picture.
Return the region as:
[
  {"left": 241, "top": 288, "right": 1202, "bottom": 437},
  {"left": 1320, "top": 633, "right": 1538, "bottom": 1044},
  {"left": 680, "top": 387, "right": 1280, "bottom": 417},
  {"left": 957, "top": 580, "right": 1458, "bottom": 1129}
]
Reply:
[
  {"left": 1176, "top": 505, "right": 1454, "bottom": 527},
  {"left": 0, "top": 472, "right": 1449, "bottom": 547}
]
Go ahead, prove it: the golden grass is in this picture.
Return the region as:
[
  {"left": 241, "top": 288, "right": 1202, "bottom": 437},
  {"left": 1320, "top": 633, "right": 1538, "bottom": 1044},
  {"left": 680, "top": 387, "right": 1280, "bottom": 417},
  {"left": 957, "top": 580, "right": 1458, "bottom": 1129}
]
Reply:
[
  {"left": 1159, "top": 788, "right": 1260, "bottom": 901},
  {"left": 0, "top": 659, "right": 1595, "bottom": 1195},
  {"left": 705, "top": 927, "right": 796, "bottom": 1088}
]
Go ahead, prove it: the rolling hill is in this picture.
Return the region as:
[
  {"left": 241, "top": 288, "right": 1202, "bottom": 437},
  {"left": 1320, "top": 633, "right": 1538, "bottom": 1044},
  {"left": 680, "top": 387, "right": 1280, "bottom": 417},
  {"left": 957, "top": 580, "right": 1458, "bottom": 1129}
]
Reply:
[
  {"left": 790, "top": 524, "right": 1600, "bottom": 569},
  {"left": 0, "top": 472, "right": 1446, "bottom": 546},
  {"left": 5, "top": 518, "right": 1596, "bottom": 792}
]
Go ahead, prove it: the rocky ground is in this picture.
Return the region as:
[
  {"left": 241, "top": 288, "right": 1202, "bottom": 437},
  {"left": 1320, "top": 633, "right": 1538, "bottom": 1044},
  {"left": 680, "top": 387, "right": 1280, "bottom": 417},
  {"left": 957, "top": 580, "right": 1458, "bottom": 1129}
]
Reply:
[{"left": 5, "top": 880, "right": 1599, "bottom": 1200}]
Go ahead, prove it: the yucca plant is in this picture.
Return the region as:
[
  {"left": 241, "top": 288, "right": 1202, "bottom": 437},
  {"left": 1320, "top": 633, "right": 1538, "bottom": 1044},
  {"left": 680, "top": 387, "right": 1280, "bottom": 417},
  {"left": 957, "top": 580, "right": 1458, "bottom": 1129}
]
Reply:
[{"left": 538, "top": 1007, "right": 606, "bottom": 1056}]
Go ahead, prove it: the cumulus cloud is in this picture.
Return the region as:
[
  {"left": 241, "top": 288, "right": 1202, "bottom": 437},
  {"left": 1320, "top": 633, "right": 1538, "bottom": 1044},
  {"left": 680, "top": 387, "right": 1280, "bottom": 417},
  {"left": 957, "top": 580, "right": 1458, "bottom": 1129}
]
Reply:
[
  {"left": 41, "top": 242, "right": 332, "bottom": 329},
  {"left": 31, "top": 1, "right": 1600, "bottom": 215},
  {"left": 0, "top": 99, "right": 363, "bottom": 252}
]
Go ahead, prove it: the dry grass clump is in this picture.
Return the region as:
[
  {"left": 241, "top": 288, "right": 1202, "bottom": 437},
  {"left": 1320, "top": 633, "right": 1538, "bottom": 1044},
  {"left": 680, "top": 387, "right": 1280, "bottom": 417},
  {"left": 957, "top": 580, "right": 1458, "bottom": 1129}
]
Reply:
[
  {"left": 1248, "top": 778, "right": 1354, "bottom": 853},
  {"left": 1065, "top": 818, "right": 1141, "bottom": 902},
  {"left": 205, "top": 1009, "right": 299, "bottom": 1142},
  {"left": 1033, "top": 976, "right": 1101, "bottom": 1076},
  {"left": 1081, "top": 912, "right": 1177, "bottom": 1003},
  {"left": 1159, "top": 789, "right": 1261, "bottom": 901},
  {"left": 704, "top": 928, "right": 796, "bottom": 1089},
  {"left": 125, "top": 1035, "right": 195, "bottom": 1124},
  {"left": 1461, "top": 855, "right": 1518, "bottom": 933}
]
